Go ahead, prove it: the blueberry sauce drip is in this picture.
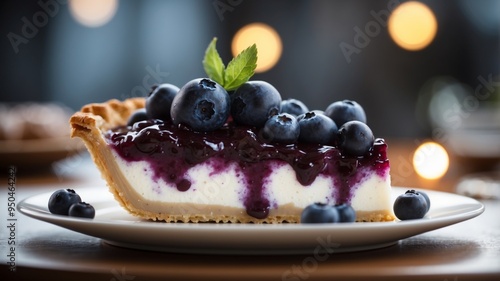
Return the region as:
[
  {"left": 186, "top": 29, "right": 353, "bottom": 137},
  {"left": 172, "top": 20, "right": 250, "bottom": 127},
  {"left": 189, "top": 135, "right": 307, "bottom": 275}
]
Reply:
[{"left": 106, "top": 120, "right": 389, "bottom": 219}]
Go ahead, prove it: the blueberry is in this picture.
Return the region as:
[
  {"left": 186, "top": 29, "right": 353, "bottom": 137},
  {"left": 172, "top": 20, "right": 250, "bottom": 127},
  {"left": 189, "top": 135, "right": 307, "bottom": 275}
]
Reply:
[
  {"left": 126, "top": 108, "right": 148, "bottom": 126},
  {"left": 146, "top": 83, "right": 179, "bottom": 121},
  {"left": 337, "top": 121, "right": 374, "bottom": 156},
  {"left": 334, "top": 203, "right": 356, "bottom": 222},
  {"left": 280, "top": 99, "right": 309, "bottom": 116},
  {"left": 301, "top": 203, "right": 340, "bottom": 223},
  {"left": 68, "top": 202, "right": 95, "bottom": 219},
  {"left": 260, "top": 113, "right": 300, "bottom": 144},
  {"left": 393, "top": 190, "right": 428, "bottom": 220},
  {"left": 297, "top": 112, "right": 338, "bottom": 145},
  {"left": 171, "top": 78, "right": 230, "bottom": 131},
  {"left": 230, "top": 81, "right": 281, "bottom": 128},
  {"left": 48, "top": 189, "right": 82, "bottom": 215},
  {"left": 324, "top": 100, "right": 367, "bottom": 127}
]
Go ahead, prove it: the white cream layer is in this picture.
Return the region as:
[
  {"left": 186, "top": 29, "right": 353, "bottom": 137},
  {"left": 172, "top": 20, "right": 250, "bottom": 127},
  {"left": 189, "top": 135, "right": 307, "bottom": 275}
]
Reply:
[{"left": 111, "top": 150, "right": 392, "bottom": 212}]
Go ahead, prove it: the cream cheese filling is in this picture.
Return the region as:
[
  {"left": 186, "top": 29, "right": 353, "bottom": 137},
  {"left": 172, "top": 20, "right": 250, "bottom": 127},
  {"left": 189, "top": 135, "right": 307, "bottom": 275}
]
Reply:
[{"left": 112, "top": 150, "right": 392, "bottom": 212}]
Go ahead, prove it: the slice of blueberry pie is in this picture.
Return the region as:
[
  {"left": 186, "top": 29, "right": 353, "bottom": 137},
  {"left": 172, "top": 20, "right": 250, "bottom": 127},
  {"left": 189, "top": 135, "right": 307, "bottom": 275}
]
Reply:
[{"left": 69, "top": 38, "right": 394, "bottom": 223}]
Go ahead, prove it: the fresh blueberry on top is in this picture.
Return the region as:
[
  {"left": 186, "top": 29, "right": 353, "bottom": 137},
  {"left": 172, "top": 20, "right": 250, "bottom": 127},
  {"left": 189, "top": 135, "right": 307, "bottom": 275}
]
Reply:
[
  {"left": 280, "top": 99, "right": 309, "bottom": 116},
  {"left": 146, "top": 83, "right": 180, "bottom": 121},
  {"left": 68, "top": 202, "right": 95, "bottom": 219},
  {"left": 297, "top": 111, "right": 338, "bottom": 145},
  {"left": 337, "top": 120, "right": 374, "bottom": 156},
  {"left": 334, "top": 203, "right": 356, "bottom": 222},
  {"left": 230, "top": 81, "right": 281, "bottom": 128},
  {"left": 393, "top": 190, "right": 428, "bottom": 220},
  {"left": 171, "top": 78, "right": 230, "bottom": 132},
  {"left": 324, "top": 100, "right": 367, "bottom": 127},
  {"left": 48, "top": 189, "right": 82, "bottom": 216},
  {"left": 261, "top": 113, "right": 300, "bottom": 144},
  {"left": 301, "top": 203, "right": 340, "bottom": 223},
  {"left": 127, "top": 108, "right": 148, "bottom": 126}
]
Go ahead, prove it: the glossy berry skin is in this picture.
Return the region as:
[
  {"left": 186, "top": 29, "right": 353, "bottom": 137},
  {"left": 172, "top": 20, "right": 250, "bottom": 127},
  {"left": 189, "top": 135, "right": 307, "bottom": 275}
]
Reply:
[
  {"left": 297, "top": 112, "right": 338, "bottom": 145},
  {"left": 261, "top": 113, "right": 299, "bottom": 144},
  {"left": 230, "top": 81, "right": 281, "bottom": 128},
  {"left": 281, "top": 99, "right": 309, "bottom": 116},
  {"left": 146, "top": 83, "right": 180, "bottom": 121},
  {"left": 393, "top": 190, "right": 429, "bottom": 220},
  {"left": 68, "top": 202, "right": 95, "bottom": 219},
  {"left": 48, "top": 189, "right": 82, "bottom": 216},
  {"left": 127, "top": 108, "right": 148, "bottom": 126},
  {"left": 337, "top": 120, "right": 374, "bottom": 156},
  {"left": 334, "top": 203, "right": 356, "bottom": 223},
  {"left": 301, "top": 203, "right": 340, "bottom": 224},
  {"left": 324, "top": 100, "right": 367, "bottom": 127},
  {"left": 171, "top": 78, "right": 230, "bottom": 132}
]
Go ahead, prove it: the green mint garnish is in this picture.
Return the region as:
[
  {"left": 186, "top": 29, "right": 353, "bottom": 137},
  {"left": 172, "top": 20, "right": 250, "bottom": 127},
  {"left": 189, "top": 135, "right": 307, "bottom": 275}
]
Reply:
[
  {"left": 202, "top": 38, "right": 225, "bottom": 86},
  {"left": 223, "top": 43, "right": 257, "bottom": 91},
  {"left": 202, "top": 37, "right": 257, "bottom": 91}
]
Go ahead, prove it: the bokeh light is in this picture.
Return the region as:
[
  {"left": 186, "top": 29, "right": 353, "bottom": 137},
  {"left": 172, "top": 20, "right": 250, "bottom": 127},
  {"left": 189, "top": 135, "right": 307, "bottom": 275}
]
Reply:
[
  {"left": 388, "top": 1, "right": 438, "bottom": 51},
  {"left": 231, "top": 23, "right": 282, "bottom": 73},
  {"left": 413, "top": 142, "right": 449, "bottom": 180},
  {"left": 69, "top": 0, "right": 118, "bottom": 28}
]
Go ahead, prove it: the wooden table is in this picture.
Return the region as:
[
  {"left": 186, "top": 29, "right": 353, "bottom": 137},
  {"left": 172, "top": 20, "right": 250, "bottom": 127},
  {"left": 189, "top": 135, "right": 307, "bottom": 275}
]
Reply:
[{"left": 1, "top": 140, "right": 499, "bottom": 281}]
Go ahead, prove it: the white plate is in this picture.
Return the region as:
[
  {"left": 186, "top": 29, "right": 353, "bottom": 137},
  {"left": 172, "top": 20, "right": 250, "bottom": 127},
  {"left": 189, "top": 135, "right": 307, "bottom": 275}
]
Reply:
[{"left": 18, "top": 187, "right": 484, "bottom": 255}]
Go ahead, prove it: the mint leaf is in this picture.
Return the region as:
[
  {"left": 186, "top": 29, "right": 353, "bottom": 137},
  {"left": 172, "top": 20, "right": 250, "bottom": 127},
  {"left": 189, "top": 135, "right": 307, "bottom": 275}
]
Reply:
[
  {"left": 223, "top": 43, "right": 257, "bottom": 91},
  {"left": 203, "top": 37, "right": 225, "bottom": 86}
]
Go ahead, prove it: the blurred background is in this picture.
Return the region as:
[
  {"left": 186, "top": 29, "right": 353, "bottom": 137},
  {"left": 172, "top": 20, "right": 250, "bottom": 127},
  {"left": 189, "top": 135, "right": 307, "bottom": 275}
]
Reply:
[
  {"left": 2, "top": 0, "right": 499, "bottom": 136},
  {"left": 1, "top": 0, "right": 499, "bottom": 194}
]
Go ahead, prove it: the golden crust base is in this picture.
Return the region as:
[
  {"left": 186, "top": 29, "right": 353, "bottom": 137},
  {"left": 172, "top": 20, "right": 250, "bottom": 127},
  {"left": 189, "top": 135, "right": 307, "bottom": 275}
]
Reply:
[{"left": 70, "top": 98, "right": 394, "bottom": 223}]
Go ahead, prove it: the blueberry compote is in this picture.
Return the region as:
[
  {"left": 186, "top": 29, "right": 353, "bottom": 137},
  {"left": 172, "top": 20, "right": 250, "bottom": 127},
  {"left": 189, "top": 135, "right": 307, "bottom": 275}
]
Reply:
[{"left": 106, "top": 120, "right": 389, "bottom": 220}]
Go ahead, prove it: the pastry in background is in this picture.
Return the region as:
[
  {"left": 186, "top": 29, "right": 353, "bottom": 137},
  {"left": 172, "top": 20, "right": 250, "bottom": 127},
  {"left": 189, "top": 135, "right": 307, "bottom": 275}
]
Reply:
[{"left": 0, "top": 102, "right": 72, "bottom": 140}]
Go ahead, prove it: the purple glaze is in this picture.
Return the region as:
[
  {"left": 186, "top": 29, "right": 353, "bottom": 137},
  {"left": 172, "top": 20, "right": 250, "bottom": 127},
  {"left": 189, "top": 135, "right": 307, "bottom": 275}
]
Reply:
[{"left": 105, "top": 120, "right": 389, "bottom": 219}]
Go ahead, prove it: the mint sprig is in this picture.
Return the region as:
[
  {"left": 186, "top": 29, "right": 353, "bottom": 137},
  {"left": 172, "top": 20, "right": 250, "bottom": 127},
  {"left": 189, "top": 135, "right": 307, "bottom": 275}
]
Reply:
[
  {"left": 202, "top": 37, "right": 257, "bottom": 91},
  {"left": 224, "top": 44, "right": 257, "bottom": 91},
  {"left": 202, "top": 38, "right": 225, "bottom": 86}
]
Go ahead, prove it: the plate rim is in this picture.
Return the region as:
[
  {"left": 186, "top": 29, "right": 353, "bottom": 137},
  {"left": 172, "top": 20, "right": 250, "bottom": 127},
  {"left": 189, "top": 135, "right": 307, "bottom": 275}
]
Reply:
[{"left": 17, "top": 186, "right": 485, "bottom": 254}]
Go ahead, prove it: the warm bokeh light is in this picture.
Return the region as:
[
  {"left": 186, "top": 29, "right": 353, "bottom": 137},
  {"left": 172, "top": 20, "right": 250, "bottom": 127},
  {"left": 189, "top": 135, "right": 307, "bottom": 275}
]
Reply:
[
  {"left": 69, "top": 0, "right": 118, "bottom": 28},
  {"left": 231, "top": 23, "right": 282, "bottom": 73},
  {"left": 413, "top": 142, "right": 449, "bottom": 180},
  {"left": 388, "top": 1, "right": 438, "bottom": 51}
]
